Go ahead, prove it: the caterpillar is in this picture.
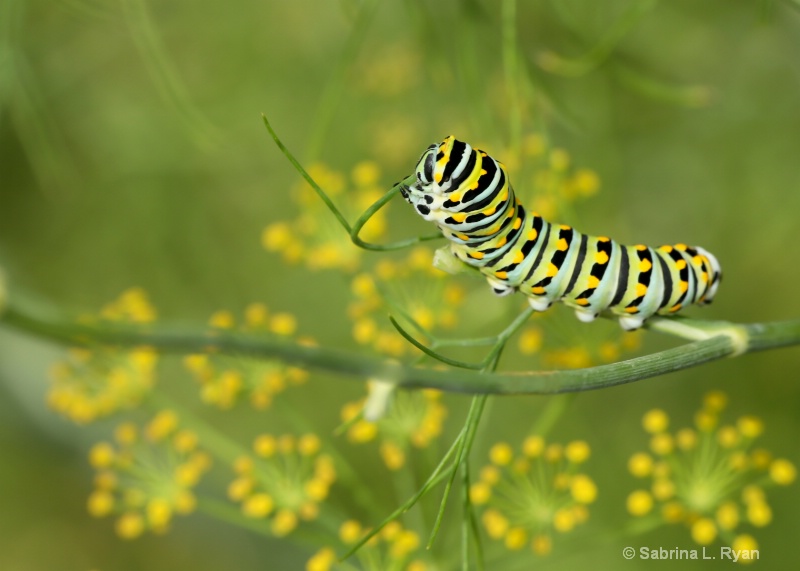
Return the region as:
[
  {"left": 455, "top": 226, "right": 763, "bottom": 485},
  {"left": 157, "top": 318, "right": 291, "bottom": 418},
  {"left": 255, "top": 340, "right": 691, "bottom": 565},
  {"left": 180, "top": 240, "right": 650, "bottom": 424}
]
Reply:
[{"left": 400, "top": 136, "right": 722, "bottom": 331}]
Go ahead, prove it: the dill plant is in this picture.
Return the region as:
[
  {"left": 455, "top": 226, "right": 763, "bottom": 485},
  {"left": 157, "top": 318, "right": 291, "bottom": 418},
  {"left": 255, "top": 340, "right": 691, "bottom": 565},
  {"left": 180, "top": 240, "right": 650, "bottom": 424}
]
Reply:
[{"left": 1, "top": 1, "right": 800, "bottom": 571}]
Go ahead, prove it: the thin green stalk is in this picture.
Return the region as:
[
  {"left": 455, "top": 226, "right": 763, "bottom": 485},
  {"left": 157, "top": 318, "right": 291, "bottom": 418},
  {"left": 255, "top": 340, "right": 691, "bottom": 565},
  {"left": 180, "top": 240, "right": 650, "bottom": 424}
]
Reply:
[
  {"left": 5, "top": 296, "right": 800, "bottom": 395},
  {"left": 263, "top": 115, "right": 443, "bottom": 251},
  {"left": 427, "top": 395, "right": 487, "bottom": 548},
  {"left": 390, "top": 316, "right": 484, "bottom": 370},
  {"left": 502, "top": 0, "right": 522, "bottom": 158},
  {"left": 339, "top": 430, "right": 464, "bottom": 560}
]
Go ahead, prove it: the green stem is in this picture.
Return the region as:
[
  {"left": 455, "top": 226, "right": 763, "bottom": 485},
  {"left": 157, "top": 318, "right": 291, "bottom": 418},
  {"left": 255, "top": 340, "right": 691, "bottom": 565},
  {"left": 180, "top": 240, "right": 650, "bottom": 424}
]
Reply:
[
  {"left": 502, "top": 0, "right": 522, "bottom": 158},
  {"left": 4, "top": 297, "right": 800, "bottom": 396}
]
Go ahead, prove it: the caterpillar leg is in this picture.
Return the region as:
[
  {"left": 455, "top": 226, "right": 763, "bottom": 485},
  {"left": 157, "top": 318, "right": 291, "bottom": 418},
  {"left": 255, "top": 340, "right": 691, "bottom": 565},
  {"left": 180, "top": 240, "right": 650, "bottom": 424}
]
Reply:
[
  {"left": 485, "top": 277, "right": 515, "bottom": 297},
  {"left": 574, "top": 308, "right": 599, "bottom": 323},
  {"left": 528, "top": 296, "right": 552, "bottom": 312},
  {"left": 619, "top": 315, "right": 646, "bottom": 331}
]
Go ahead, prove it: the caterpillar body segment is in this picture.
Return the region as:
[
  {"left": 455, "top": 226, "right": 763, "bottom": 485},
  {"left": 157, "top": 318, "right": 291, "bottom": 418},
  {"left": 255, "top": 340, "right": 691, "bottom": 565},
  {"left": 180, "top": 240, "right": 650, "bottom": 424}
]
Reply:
[{"left": 400, "top": 136, "right": 722, "bottom": 331}]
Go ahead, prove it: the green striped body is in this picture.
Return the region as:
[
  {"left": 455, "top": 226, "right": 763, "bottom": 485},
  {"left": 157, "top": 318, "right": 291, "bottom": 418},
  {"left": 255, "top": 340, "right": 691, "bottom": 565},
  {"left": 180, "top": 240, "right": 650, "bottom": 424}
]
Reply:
[{"left": 400, "top": 136, "right": 722, "bottom": 330}]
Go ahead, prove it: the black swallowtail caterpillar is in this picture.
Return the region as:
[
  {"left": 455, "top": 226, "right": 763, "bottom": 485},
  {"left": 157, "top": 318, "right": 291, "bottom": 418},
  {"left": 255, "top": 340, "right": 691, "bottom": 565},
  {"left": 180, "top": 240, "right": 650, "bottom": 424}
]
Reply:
[{"left": 400, "top": 136, "right": 722, "bottom": 331}]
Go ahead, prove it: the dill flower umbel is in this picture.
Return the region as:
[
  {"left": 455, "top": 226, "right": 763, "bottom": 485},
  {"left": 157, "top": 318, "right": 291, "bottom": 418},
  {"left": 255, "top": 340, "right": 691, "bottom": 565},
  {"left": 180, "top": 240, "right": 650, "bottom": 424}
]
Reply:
[
  {"left": 348, "top": 247, "right": 467, "bottom": 357},
  {"left": 183, "top": 304, "right": 309, "bottom": 409},
  {"left": 341, "top": 388, "right": 447, "bottom": 470},
  {"left": 86, "top": 410, "right": 211, "bottom": 539},
  {"left": 48, "top": 288, "right": 158, "bottom": 423},
  {"left": 306, "top": 520, "right": 428, "bottom": 571},
  {"left": 262, "top": 161, "right": 388, "bottom": 272},
  {"left": 626, "top": 392, "right": 796, "bottom": 560},
  {"left": 472, "top": 436, "right": 596, "bottom": 555},
  {"left": 228, "top": 433, "right": 335, "bottom": 536}
]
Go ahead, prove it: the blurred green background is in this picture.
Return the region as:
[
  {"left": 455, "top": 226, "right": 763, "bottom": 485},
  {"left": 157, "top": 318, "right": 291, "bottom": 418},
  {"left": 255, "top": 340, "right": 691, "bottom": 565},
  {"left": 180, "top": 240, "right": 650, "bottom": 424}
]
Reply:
[{"left": 1, "top": 0, "right": 799, "bottom": 569}]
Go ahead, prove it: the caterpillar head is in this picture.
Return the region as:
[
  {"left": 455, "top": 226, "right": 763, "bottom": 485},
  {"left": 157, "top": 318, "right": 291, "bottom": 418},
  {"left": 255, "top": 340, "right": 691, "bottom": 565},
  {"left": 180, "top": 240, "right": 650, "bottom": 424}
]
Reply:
[{"left": 401, "top": 136, "right": 460, "bottom": 222}]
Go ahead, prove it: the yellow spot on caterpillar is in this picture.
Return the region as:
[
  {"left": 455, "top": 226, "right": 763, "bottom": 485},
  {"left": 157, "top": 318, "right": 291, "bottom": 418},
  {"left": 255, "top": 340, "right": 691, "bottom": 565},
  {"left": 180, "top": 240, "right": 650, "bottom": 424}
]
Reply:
[
  {"left": 659, "top": 245, "right": 673, "bottom": 253},
  {"left": 496, "top": 237, "right": 507, "bottom": 247},
  {"left": 678, "top": 282, "right": 688, "bottom": 293},
  {"left": 595, "top": 251, "right": 609, "bottom": 264},
  {"left": 676, "top": 260, "right": 687, "bottom": 270},
  {"left": 513, "top": 217, "right": 522, "bottom": 230},
  {"left": 636, "top": 245, "right": 647, "bottom": 251},
  {"left": 484, "top": 206, "right": 496, "bottom": 216},
  {"left": 675, "top": 243, "right": 687, "bottom": 251},
  {"left": 701, "top": 272, "right": 708, "bottom": 284},
  {"left": 560, "top": 225, "right": 572, "bottom": 231},
  {"left": 670, "top": 304, "right": 682, "bottom": 313},
  {"left": 527, "top": 229, "right": 538, "bottom": 241},
  {"left": 513, "top": 251, "right": 525, "bottom": 264},
  {"left": 531, "top": 286, "right": 546, "bottom": 295},
  {"left": 468, "top": 251, "right": 484, "bottom": 260},
  {"left": 635, "top": 283, "right": 647, "bottom": 297},
  {"left": 481, "top": 169, "right": 487, "bottom": 175},
  {"left": 499, "top": 190, "right": 508, "bottom": 202},
  {"left": 452, "top": 213, "right": 467, "bottom": 223},
  {"left": 456, "top": 233, "right": 470, "bottom": 241},
  {"left": 557, "top": 238, "right": 568, "bottom": 251},
  {"left": 435, "top": 171, "right": 443, "bottom": 183},
  {"left": 587, "top": 276, "right": 600, "bottom": 289},
  {"left": 639, "top": 259, "right": 652, "bottom": 272},
  {"left": 495, "top": 271, "right": 508, "bottom": 279},
  {"left": 576, "top": 298, "right": 590, "bottom": 306},
  {"left": 625, "top": 306, "right": 640, "bottom": 314},
  {"left": 693, "top": 255, "right": 704, "bottom": 265},
  {"left": 547, "top": 263, "right": 559, "bottom": 277},
  {"left": 598, "top": 236, "right": 610, "bottom": 242}
]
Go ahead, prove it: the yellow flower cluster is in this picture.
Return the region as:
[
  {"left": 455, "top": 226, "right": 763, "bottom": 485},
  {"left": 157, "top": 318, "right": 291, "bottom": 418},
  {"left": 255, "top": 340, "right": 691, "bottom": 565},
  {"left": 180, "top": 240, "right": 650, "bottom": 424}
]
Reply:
[
  {"left": 86, "top": 410, "right": 211, "bottom": 539},
  {"left": 48, "top": 289, "right": 158, "bottom": 423},
  {"left": 472, "top": 436, "right": 596, "bottom": 555},
  {"left": 341, "top": 389, "right": 447, "bottom": 470},
  {"left": 626, "top": 392, "right": 796, "bottom": 562},
  {"left": 228, "top": 433, "right": 335, "bottom": 536},
  {"left": 262, "top": 161, "right": 388, "bottom": 272},
  {"left": 306, "top": 520, "right": 427, "bottom": 571},
  {"left": 348, "top": 247, "right": 467, "bottom": 357},
  {"left": 183, "top": 304, "right": 309, "bottom": 409}
]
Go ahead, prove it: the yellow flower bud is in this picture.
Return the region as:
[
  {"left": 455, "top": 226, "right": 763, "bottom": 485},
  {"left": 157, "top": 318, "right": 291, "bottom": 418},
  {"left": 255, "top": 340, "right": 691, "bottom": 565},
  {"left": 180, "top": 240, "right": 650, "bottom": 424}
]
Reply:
[
  {"left": 570, "top": 474, "right": 597, "bottom": 504},
  {"left": 628, "top": 452, "right": 654, "bottom": 477},
  {"left": 770, "top": 458, "right": 797, "bottom": 485},
  {"left": 642, "top": 409, "right": 669, "bottom": 433},
  {"left": 627, "top": 490, "right": 653, "bottom": 516},
  {"left": 691, "top": 518, "right": 717, "bottom": 545},
  {"left": 89, "top": 442, "right": 115, "bottom": 468},
  {"left": 489, "top": 442, "right": 514, "bottom": 466},
  {"left": 522, "top": 435, "right": 545, "bottom": 458},
  {"left": 504, "top": 527, "right": 528, "bottom": 550},
  {"left": 87, "top": 490, "right": 115, "bottom": 517},
  {"left": 565, "top": 440, "right": 591, "bottom": 464},
  {"left": 339, "top": 520, "right": 362, "bottom": 544},
  {"left": 115, "top": 512, "right": 145, "bottom": 539}
]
